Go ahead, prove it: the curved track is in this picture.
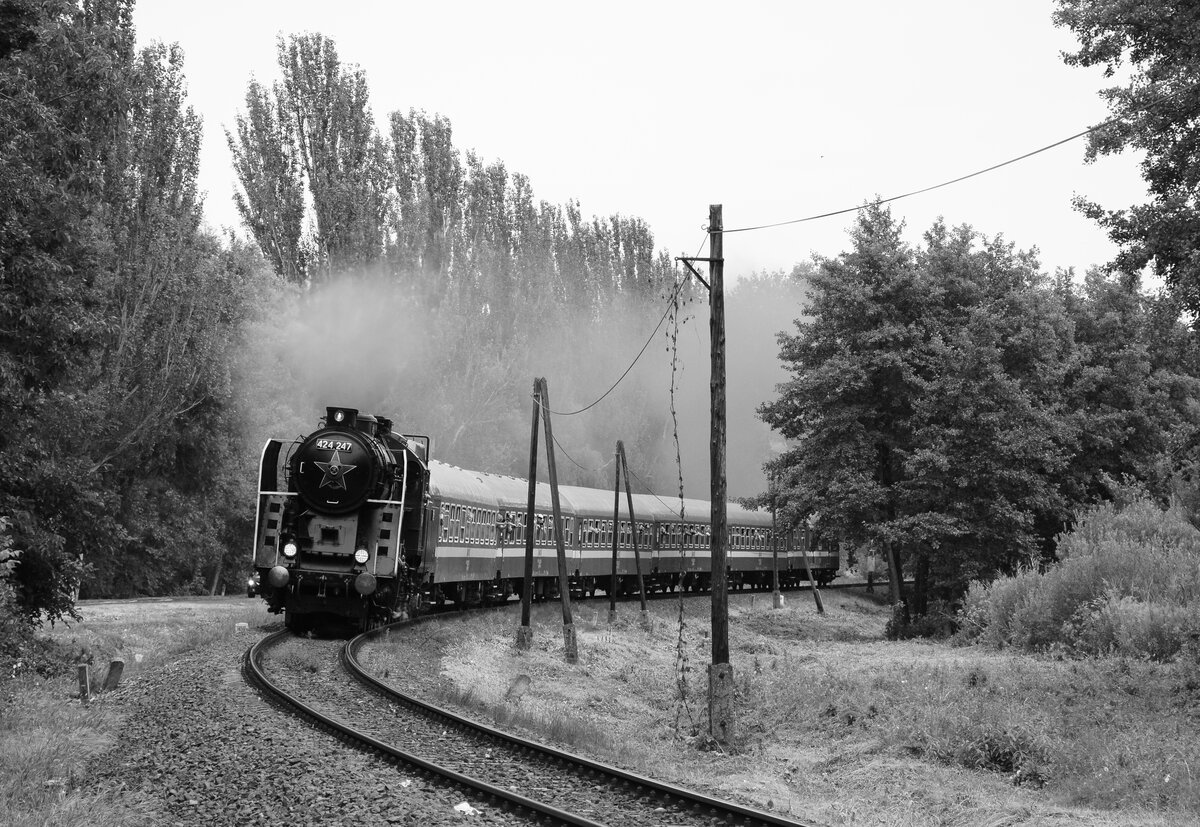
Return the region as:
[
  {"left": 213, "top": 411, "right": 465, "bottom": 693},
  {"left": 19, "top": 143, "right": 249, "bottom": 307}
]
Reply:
[
  {"left": 245, "top": 628, "right": 601, "bottom": 826},
  {"left": 245, "top": 617, "right": 816, "bottom": 827}
]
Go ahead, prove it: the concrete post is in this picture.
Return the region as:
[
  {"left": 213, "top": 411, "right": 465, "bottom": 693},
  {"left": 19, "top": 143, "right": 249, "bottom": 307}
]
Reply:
[
  {"left": 515, "top": 626, "right": 533, "bottom": 649},
  {"left": 101, "top": 659, "right": 124, "bottom": 692},
  {"left": 562, "top": 623, "right": 578, "bottom": 664},
  {"left": 76, "top": 664, "right": 91, "bottom": 702},
  {"left": 708, "top": 662, "right": 735, "bottom": 744}
]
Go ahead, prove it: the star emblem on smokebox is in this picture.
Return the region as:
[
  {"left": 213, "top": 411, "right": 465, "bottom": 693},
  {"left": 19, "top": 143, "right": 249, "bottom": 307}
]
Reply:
[{"left": 314, "top": 450, "right": 357, "bottom": 490}]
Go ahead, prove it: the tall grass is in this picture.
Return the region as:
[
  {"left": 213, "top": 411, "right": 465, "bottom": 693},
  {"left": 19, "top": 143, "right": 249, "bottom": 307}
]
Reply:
[
  {"left": 0, "top": 678, "right": 159, "bottom": 827},
  {"left": 958, "top": 497, "right": 1200, "bottom": 659},
  {"left": 378, "top": 593, "right": 1200, "bottom": 819},
  {"left": 744, "top": 648, "right": 1200, "bottom": 814}
]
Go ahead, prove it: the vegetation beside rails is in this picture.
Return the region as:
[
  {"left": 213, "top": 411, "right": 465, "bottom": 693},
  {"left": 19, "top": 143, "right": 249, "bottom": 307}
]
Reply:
[
  {"left": 0, "top": 599, "right": 270, "bottom": 827},
  {"left": 367, "top": 583, "right": 1196, "bottom": 826}
]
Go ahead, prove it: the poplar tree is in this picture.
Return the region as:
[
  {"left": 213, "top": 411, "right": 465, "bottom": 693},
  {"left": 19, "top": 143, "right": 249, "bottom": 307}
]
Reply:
[{"left": 227, "top": 78, "right": 306, "bottom": 282}]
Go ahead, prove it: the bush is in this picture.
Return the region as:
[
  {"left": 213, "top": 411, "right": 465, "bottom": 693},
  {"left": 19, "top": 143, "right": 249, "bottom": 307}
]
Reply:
[
  {"left": 0, "top": 518, "right": 76, "bottom": 689},
  {"left": 958, "top": 497, "right": 1200, "bottom": 659},
  {"left": 886, "top": 600, "right": 957, "bottom": 640}
]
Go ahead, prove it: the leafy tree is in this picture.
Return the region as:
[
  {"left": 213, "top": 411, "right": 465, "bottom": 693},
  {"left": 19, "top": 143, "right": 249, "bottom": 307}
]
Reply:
[
  {"left": 761, "top": 206, "right": 1083, "bottom": 618},
  {"left": 1057, "top": 268, "right": 1200, "bottom": 503},
  {"left": 901, "top": 224, "right": 1076, "bottom": 610},
  {"left": 0, "top": 0, "right": 139, "bottom": 620},
  {"left": 1054, "top": 1, "right": 1200, "bottom": 314},
  {"left": 1, "top": 0, "right": 262, "bottom": 610},
  {"left": 759, "top": 204, "right": 927, "bottom": 608}
]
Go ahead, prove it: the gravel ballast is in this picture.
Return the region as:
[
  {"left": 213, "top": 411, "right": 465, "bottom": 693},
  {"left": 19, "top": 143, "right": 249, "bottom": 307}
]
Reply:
[{"left": 88, "top": 625, "right": 521, "bottom": 826}]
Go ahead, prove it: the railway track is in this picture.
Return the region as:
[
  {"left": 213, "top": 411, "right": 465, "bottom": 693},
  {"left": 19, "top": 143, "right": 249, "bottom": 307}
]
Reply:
[{"left": 244, "top": 615, "right": 816, "bottom": 827}]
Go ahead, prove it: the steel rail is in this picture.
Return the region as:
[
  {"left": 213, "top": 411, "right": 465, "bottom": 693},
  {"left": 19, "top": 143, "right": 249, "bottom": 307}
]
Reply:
[{"left": 243, "top": 629, "right": 606, "bottom": 827}]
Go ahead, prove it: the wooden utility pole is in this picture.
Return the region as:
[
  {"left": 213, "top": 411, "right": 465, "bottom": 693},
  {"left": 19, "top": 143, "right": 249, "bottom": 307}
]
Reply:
[
  {"left": 708, "top": 204, "right": 733, "bottom": 744},
  {"left": 771, "top": 477, "right": 783, "bottom": 609},
  {"left": 673, "top": 204, "right": 733, "bottom": 744},
  {"left": 609, "top": 443, "right": 621, "bottom": 623},
  {"left": 516, "top": 379, "right": 539, "bottom": 650},
  {"left": 617, "top": 440, "right": 650, "bottom": 629},
  {"left": 801, "top": 545, "right": 826, "bottom": 615},
  {"left": 538, "top": 377, "right": 578, "bottom": 664}
]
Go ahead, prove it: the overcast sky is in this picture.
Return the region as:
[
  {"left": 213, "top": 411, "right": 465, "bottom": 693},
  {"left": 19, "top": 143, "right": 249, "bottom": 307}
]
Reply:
[{"left": 134, "top": 0, "right": 1147, "bottom": 282}]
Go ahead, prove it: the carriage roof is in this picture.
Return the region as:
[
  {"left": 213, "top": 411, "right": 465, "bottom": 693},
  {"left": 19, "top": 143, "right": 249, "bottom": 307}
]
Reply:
[{"left": 429, "top": 461, "right": 772, "bottom": 528}]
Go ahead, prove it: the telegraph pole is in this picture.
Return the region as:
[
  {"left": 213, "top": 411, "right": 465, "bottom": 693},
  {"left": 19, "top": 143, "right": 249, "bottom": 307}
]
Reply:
[
  {"left": 708, "top": 204, "right": 733, "bottom": 744},
  {"left": 675, "top": 203, "right": 732, "bottom": 745},
  {"left": 538, "top": 377, "right": 578, "bottom": 664},
  {"left": 516, "top": 379, "right": 539, "bottom": 650}
]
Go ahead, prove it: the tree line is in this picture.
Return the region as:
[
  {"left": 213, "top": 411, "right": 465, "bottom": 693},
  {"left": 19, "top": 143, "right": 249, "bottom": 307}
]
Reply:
[
  {"left": 3, "top": 0, "right": 1200, "bottom": 639},
  {"left": 1, "top": 0, "right": 256, "bottom": 620}
]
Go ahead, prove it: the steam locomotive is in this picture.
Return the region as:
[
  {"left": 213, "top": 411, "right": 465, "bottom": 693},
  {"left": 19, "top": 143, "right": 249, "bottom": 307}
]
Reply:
[{"left": 252, "top": 406, "right": 840, "bottom": 632}]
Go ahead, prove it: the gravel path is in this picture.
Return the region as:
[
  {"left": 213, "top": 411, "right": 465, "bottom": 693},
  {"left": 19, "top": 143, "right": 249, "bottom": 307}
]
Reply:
[{"left": 88, "top": 626, "right": 528, "bottom": 826}]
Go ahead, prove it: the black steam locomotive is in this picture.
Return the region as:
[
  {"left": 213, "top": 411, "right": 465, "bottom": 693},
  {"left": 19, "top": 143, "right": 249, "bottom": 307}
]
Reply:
[
  {"left": 252, "top": 407, "right": 432, "bottom": 631},
  {"left": 252, "top": 406, "right": 840, "bottom": 632}
]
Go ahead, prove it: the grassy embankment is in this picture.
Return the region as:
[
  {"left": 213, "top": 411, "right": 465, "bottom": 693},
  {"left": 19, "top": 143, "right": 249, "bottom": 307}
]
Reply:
[
  {"left": 0, "top": 599, "right": 272, "bottom": 827},
  {"left": 363, "top": 585, "right": 1197, "bottom": 827}
]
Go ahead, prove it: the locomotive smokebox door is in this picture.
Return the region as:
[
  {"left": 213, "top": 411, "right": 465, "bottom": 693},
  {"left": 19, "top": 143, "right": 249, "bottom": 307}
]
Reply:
[{"left": 292, "top": 425, "right": 390, "bottom": 515}]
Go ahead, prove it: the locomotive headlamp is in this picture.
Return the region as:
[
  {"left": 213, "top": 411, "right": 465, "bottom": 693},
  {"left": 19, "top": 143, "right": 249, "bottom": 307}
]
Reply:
[
  {"left": 334, "top": 410, "right": 345, "bottom": 423},
  {"left": 354, "top": 572, "right": 377, "bottom": 596},
  {"left": 283, "top": 541, "right": 298, "bottom": 559},
  {"left": 354, "top": 548, "right": 369, "bottom": 564}
]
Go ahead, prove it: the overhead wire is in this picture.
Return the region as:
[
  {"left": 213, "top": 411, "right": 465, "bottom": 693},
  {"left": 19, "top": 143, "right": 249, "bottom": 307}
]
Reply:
[
  {"left": 535, "top": 231, "right": 710, "bottom": 417},
  {"left": 720, "top": 81, "right": 1199, "bottom": 236},
  {"left": 532, "top": 235, "right": 710, "bottom": 483},
  {"left": 720, "top": 126, "right": 1099, "bottom": 235},
  {"left": 548, "top": 432, "right": 615, "bottom": 475}
]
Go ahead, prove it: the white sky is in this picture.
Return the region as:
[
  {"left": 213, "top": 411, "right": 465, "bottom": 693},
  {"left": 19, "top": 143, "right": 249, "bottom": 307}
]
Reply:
[{"left": 134, "top": 0, "right": 1147, "bottom": 282}]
